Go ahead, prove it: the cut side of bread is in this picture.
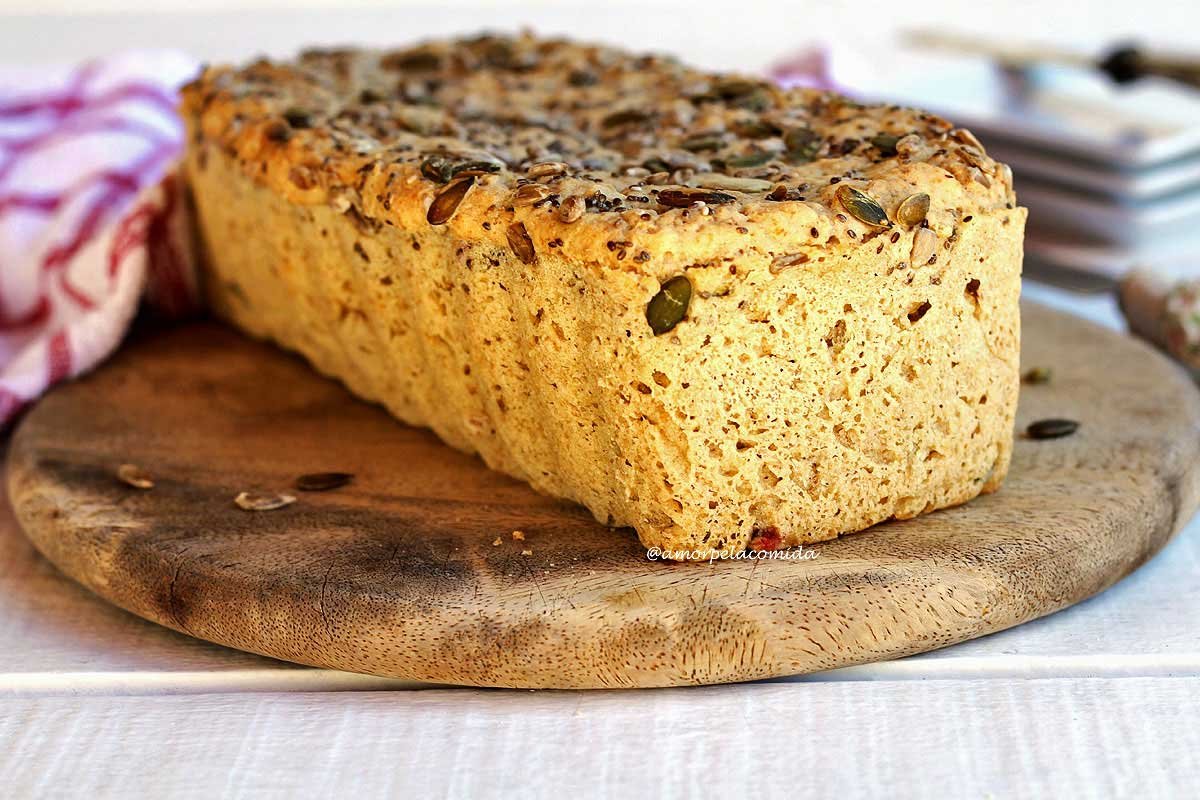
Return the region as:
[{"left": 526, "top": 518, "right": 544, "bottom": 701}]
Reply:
[{"left": 182, "top": 34, "right": 1024, "bottom": 557}]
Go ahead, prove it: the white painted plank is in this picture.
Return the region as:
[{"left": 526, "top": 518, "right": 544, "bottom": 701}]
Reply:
[
  {"left": 2, "top": 678, "right": 1198, "bottom": 798},
  {"left": 3, "top": 458, "right": 1200, "bottom": 691}
]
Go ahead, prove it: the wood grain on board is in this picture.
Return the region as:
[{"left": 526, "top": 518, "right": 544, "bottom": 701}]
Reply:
[{"left": 8, "top": 303, "right": 1200, "bottom": 688}]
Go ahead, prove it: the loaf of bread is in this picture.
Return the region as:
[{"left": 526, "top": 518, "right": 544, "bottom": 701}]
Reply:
[{"left": 181, "top": 34, "right": 1024, "bottom": 557}]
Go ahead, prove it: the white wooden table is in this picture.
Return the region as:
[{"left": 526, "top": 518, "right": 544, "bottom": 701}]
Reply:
[
  {"left": 4, "top": 7, "right": 1200, "bottom": 797},
  {"left": 1, "top": 283, "right": 1197, "bottom": 798}
]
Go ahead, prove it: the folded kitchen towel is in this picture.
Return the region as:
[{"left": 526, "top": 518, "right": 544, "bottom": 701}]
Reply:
[{"left": 0, "top": 51, "right": 199, "bottom": 427}]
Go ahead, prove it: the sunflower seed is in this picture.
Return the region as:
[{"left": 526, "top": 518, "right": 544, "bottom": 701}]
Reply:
[
  {"left": 427, "top": 176, "right": 475, "bottom": 225},
  {"left": 513, "top": 183, "right": 552, "bottom": 206},
  {"left": 896, "top": 193, "right": 931, "bottom": 227},
  {"left": 646, "top": 275, "right": 692, "bottom": 335},
  {"left": 894, "top": 133, "right": 927, "bottom": 159},
  {"left": 836, "top": 185, "right": 891, "bottom": 228},
  {"left": 507, "top": 222, "right": 537, "bottom": 264},
  {"left": 527, "top": 161, "right": 570, "bottom": 179},
  {"left": 658, "top": 188, "right": 736, "bottom": 208},
  {"left": 234, "top": 491, "right": 296, "bottom": 511},
  {"left": 294, "top": 472, "right": 353, "bottom": 492},
  {"left": 910, "top": 226, "right": 938, "bottom": 266},
  {"left": 953, "top": 128, "right": 985, "bottom": 150},
  {"left": 558, "top": 196, "right": 585, "bottom": 223},
  {"left": 1026, "top": 418, "right": 1078, "bottom": 440},
  {"left": 690, "top": 174, "right": 774, "bottom": 193},
  {"left": 117, "top": 463, "right": 154, "bottom": 490}
]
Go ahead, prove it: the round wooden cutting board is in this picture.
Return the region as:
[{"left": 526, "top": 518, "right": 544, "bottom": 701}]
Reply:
[{"left": 8, "top": 303, "right": 1200, "bottom": 688}]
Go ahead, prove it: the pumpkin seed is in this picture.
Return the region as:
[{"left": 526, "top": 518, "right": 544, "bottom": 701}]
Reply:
[
  {"left": 690, "top": 173, "right": 774, "bottom": 193},
  {"left": 714, "top": 78, "right": 762, "bottom": 98},
  {"left": 450, "top": 161, "right": 502, "bottom": 178},
  {"left": 658, "top": 188, "right": 736, "bottom": 208},
  {"left": 725, "top": 150, "right": 774, "bottom": 169},
  {"left": 264, "top": 121, "right": 292, "bottom": 143},
  {"left": 896, "top": 193, "right": 931, "bottom": 227},
  {"left": 602, "top": 109, "right": 650, "bottom": 129},
  {"left": 1026, "top": 418, "right": 1078, "bottom": 440},
  {"left": 421, "top": 155, "right": 502, "bottom": 184},
  {"left": 731, "top": 118, "right": 782, "bottom": 139},
  {"left": 910, "top": 226, "right": 938, "bottom": 266},
  {"left": 283, "top": 107, "right": 313, "bottom": 129},
  {"left": 117, "top": 463, "right": 154, "bottom": 490},
  {"left": 783, "top": 128, "right": 821, "bottom": 163},
  {"left": 420, "top": 155, "right": 455, "bottom": 183},
  {"left": 681, "top": 133, "right": 724, "bottom": 152},
  {"left": 869, "top": 133, "right": 899, "bottom": 156},
  {"left": 1022, "top": 366, "right": 1052, "bottom": 384},
  {"left": 646, "top": 275, "right": 692, "bottom": 335},
  {"left": 427, "top": 176, "right": 475, "bottom": 225},
  {"left": 568, "top": 68, "right": 598, "bottom": 87},
  {"left": 234, "top": 491, "right": 297, "bottom": 511},
  {"left": 294, "top": 472, "right": 353, "bottom": 492},
  {"left": 558, "top": 195, "right": 585, "bottom": 223},
  {"left": 836, "top": 185, "right": 891, "bottom": 228},
  {"left": 506, "top": 222, "right": 537, "bottom": 264}
]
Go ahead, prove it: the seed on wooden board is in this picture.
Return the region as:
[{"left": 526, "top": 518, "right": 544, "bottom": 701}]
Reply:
[
  {"left": 234, "top": 491, "right": 297, "bottom": 511},
  {"left": 836, "top": 185, "right": 891, "bottom": 228},
  {"left": 896, "top": 193, "right": 931, "bottom": 227},
  {"left": 910, "top": 226, "right": 938, "bottom": 266},
  {"left": 1023, "top": 367, "right": 1052, "bottom": 384},
  {"left": 427, "top": 176, "right": 475, "bottom": 225},
  {"left": 294, "top": 472, "right": 354, "bottom": 492},
  {"left": 117, "top": 463, "right": 154, "bottom": 490},
  {"left": 507, "top": 222, "right": 537, "bottom": 264},
  {"left": 1026, "top": 418, "right": 1078, "bottom": 440},
  {"left": 646, "top": 275, "right": 692, "bottom": 335}
]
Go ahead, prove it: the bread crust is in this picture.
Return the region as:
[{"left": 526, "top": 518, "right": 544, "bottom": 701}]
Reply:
[{"left": 182, "top": 35, "right": 1024, "bottom": 556}]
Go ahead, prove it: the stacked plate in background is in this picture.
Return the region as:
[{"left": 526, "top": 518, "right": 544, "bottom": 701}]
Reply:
[{"left": 796, "top": 45, "right": 1200, "bottom": 287}]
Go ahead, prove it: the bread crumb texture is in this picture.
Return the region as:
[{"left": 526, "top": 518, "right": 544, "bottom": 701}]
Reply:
[{"left": 182, "top": 33, "right": 1024, "bottom": 556}]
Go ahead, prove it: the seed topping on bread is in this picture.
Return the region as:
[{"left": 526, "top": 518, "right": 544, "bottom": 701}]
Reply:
[{"left": 185, "top": 33, "right": 1016, "bottom": 247}]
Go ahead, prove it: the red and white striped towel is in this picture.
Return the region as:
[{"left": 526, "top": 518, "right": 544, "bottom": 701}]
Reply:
[{"left": 0, "top": 51, "right": 200, "bottom": 427}]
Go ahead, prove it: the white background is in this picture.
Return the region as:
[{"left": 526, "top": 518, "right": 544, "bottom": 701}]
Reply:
[{"left": 0, "top": 0, "right": 1198, "bottom": 70}]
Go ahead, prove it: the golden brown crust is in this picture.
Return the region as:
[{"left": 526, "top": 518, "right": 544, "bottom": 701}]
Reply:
[
  {"left": 183, "top": 34, "right": 1025, "bottom": 557},
  {"left": 182, "top": 33, "right": 1017, "bottom": 279}
]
